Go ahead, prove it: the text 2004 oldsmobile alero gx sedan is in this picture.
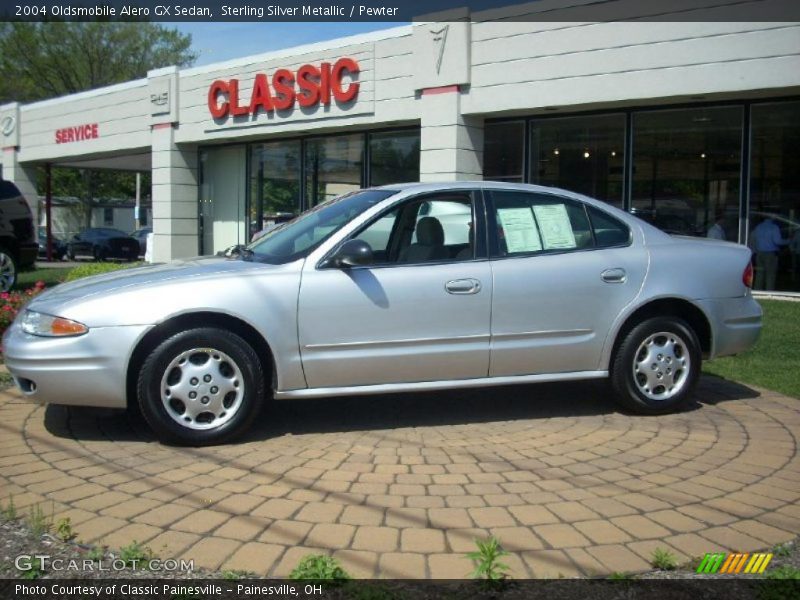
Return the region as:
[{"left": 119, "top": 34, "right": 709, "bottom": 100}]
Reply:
[{"left": 3, "top": 183, "right": 762, "bottom": 445}]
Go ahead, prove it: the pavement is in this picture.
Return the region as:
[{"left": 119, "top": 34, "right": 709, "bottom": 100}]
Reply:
[{"left": 0, "top": 374, "right": 798, "bottom": 578}]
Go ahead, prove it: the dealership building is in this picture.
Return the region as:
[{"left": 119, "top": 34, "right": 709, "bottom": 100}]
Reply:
[{"left": 1, "top": 1, "right": 799, "bottom": 291}]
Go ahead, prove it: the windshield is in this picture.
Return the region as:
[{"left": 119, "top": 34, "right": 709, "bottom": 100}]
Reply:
[{"left": 247, "top": 189, "right": 395, "bottom": 264}]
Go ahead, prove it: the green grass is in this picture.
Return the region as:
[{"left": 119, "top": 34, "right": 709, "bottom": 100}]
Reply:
[
  {"left": 703, "top": 299, "right": 800, "bottom": 398},
  {"left": 15, "top": 267, "right": 72, "bottom": 290}
]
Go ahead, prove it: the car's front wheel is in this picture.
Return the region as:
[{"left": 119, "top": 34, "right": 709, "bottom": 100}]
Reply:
[
  {"left": 137, "top": 327, "right": 265, "bottom": 445},
  {"left": 610, "top": 316, "right": 701, "bottom": 415},
  {"left": 0, "top": 249, "right": 17, "bottom": 292}
]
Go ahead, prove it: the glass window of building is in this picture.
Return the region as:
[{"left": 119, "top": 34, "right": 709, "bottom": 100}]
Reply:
[
  {"left": 750, "top": 101, "right": 800, "bottom": 292},
  {"left": 304, "top": 134, "right": 364, "bottom": 207},
  {"left": 250, "top": 140, "right": 301, "bottom": 240},
  {"left": 484, "top": 121, "right": 525, "bottom": 182},
  {"left": 631, "top": 106, "right": 743, "bottom": 240},
  {"left": 369, "top": 130, "right": 420, "bottom": 186},
  {"left": 529, "top": 114, "right": 625, "bottom": 206}
]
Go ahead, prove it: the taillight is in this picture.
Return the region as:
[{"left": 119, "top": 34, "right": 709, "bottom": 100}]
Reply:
[{"left": 743, "top": 261, "right": 754, "bottom": 289}]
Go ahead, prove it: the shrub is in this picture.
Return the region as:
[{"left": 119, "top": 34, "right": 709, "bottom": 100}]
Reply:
[
  {"left": 289, "top": 554, "right": 350, "bottom": 581},
  {"left": 64, "top": 262, "right": 142, "bottom": 282},
  {"left": 467, "top": 536, "right": 511, "bottom": 580},
  {"left": 0, "top": 282, "right": 45, "bottom": 337},
  {"left": 650, "top": 547, "right": 678, "bottom": 570}
]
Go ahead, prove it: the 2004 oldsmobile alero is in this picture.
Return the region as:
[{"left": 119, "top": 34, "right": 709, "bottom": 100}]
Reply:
[{"left": 2, "top": 183, "right": 762, "bottom": 445}]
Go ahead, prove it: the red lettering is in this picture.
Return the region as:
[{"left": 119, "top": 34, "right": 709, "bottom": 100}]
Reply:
[
  {"left": 207, "top": 80, "right": 230, "bottom": 119},
  {"left": 54, "top": 123, "right": 99, "bottom": 144},
  {"left": 297, "top": 64, "right": 321, "bottom": 108},
  {"left": 249, "top": 73, "right": 275, "bottom": 114},
  {"left": 320, "top": 62, "right": 332, "bottom": 105},
  {"left": 227, "top": 79, "right": 248, "bottom": 117},
  {"left": 331, "top": 58, "right": 359, "bottom": 103},
  {"left": 206, "top": 58, "right": 360, "bottom": 118},
  {"left": 272, "top": 69, "right": 295, "bottom": 111}
]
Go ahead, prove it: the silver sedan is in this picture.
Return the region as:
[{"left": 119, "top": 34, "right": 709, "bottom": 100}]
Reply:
[{"left": 2, "top": 183, "right": 762, "bottom": 445}]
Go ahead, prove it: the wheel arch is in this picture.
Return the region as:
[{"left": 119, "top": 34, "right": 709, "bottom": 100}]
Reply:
[
  {"left": 126, "top": 311, "right": 275, "bottom": 409},
  {"left": 607, "top": 297, "right": 713, "bottom": 370}
]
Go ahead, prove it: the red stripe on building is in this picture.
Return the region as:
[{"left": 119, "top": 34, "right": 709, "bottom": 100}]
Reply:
[{"left": 421, "top": 85, "right": 460, "bottom": 95}]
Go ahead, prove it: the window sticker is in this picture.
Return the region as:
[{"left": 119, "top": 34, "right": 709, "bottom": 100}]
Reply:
[
  {"left": 532, "top": 204, "right": 577, "bottom": 250},
  {"left": 497, "top": 207, "right": 542, "bottom": 253}
]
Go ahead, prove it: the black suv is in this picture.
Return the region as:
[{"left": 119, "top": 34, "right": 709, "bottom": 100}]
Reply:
[{"left": 0, "top": 180, "right": 37, "bottom": 291}]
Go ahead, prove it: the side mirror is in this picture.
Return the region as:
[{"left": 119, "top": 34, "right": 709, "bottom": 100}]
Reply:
[{"left": 328, "top": 239, "right": 373, "bottom": 268}]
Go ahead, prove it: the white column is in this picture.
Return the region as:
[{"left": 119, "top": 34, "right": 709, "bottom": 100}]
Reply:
[
  {"left": 151, "top": 124, "right": 199, "bottom": 262},
  {"left": 1, "top": 102, "right": 39, "bottom": 225},
  {"left": 2, "top": 148, "right": 39, "bottom": 225},
  {"left": 419, "top": 89, "right": 484, "bottom": 182}
]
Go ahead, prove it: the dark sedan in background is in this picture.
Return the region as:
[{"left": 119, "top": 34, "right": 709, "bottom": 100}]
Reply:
[
  {"left": 37, "top": 227, "right": 68, "bottom": 261},
  {"left": 130, "top": 227, "right": 152, "bottom": 257},
  {"left": 67, "top": 228, "right": 139, "bottom": 262}
]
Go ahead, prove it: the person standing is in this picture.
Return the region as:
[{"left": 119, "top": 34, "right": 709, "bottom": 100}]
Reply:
[
  {"left": 751, "top": 216, "right": 788, "bottom": 290},
  {"left": 707, "top": 212, "right": 726, "bottom": 240}
]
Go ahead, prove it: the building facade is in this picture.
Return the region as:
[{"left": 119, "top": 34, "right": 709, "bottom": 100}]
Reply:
[{"left": 1, "top": 2, "right": 799, "bottom": 291}]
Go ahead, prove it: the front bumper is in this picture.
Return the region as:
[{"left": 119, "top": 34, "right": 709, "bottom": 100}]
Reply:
[
  {"left": 697, "top": 295, "right": 763, "bottom": 360},
  {"left": 2, "top": 323, "right": 151, "bottom": 408}
]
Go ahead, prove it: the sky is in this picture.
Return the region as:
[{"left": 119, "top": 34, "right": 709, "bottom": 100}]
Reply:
[{"left": 171, "top": 22, "right": 405, "bottom": 66}]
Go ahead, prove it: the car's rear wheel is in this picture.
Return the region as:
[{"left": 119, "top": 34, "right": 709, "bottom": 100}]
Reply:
[
  {"left": 611, "top": 316, "right": 701, "bottom": 415},
  {"left": 0, "top": 249, "right": 17, "bottom": 292},
  {"left": 137, "top": 327, "right": 265, "bottom": 445}
]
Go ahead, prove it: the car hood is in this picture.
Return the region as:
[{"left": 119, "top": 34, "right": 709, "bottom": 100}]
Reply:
[{"left": 30, "top": 256, "right": 275, "bottom": 312}]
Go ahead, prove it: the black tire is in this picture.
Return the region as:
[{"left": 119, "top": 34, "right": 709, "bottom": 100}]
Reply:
[
  {"left": 137, "top": 327, "right": 265, "bottom": 446},
  {"left": 610, "top": 316, "right": 701, "bottom": 415},
  {"left": 0, "top": 248, "right": 17, "bottom": 292},
  {"left": 94, "top": 246, "right": 106, "bottom": 262}
]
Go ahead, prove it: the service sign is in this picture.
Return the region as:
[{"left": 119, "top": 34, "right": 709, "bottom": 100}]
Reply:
[
  {"left": 207, "top": 57, "right": 360, "bottom": 119},
  {"left": 55, "top": 123, "right": 99, "bottom": 144}
]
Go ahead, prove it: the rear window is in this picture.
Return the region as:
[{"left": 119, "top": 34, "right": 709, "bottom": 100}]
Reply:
[{"left": 0, "top": 180, "right": 22, "bottom": 201}]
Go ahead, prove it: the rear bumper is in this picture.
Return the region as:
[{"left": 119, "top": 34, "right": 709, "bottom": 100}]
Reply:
[
  {"left": 2, "top": 322, "right": 150, "bottom": 408},
  {"left": 697, "top": 295, "right": 762, "bottom": 359}
]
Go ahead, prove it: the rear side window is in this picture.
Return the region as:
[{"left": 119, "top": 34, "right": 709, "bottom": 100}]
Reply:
[
  {"left": 587, "top": 205, "right": 631, "bottom": 248},
  {"left": 489, "top": 190, "right": 593, "bottom": 257}
]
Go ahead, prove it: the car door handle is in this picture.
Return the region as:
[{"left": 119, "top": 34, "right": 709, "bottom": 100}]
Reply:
[
  {"left": 601, "top": 268, "right": 627, "bottom": 283},
  {"left": 445, "top": 278, "right": 482, "bottom": 295}
]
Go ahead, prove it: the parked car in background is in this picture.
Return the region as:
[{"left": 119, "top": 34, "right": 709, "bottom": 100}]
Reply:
[
  {"left": 67, "top": 228, "right": 139, "bottom": 262},
  {"left": 0, "top": 180, "right": 37, "bottom": 291},
  {"left": 130, "top": 227, "right": 152, "bottom": 257},
  {"left": 37, "top": 226, "right": 68, "bottom": 261},
  {"left": 3, "top": 183, "right": 761, "bottom": 445}
]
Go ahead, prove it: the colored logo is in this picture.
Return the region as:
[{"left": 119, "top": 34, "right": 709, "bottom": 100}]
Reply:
[{"left": 696, "top": 552, "right": 773, "bottom": 574}]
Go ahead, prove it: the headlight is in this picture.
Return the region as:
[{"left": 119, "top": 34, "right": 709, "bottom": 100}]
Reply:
[{"left": 21, "top": 311, "right": 88, "bottom": 337}]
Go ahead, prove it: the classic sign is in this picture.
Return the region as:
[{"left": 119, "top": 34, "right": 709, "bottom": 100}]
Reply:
[{"left": 207, "top": 57, "right": 360, "bottom": 119}]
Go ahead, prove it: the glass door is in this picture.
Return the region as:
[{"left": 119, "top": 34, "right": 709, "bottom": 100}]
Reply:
[{"left": 199, "top": 146, "right": 247, "bottom": 254}]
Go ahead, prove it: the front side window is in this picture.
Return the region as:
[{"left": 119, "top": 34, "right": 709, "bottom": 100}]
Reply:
[
  {"left": 349, "top": 193, "right": 477, "bottom": 265},
  {"left": 248, "top": 189, "right": 394, "bottom": 264},
  {"left": 489, "top": 190, "right": 594, "bottom": 257}
]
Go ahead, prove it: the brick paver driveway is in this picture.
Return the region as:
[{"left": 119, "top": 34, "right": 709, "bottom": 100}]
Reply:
[{"left": 1, "top": 376, "right": 798, "bottom": 578}]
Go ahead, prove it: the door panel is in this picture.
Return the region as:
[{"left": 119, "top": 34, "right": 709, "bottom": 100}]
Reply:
[
  {"left": 490, "top": 247, "right": 646, "bottom": 376},
  {"left": 298, "top": 262, "right": 493, "bottom": 388},
  {"left": 487, "top": 189, "right": 646, "bottom": 376}
]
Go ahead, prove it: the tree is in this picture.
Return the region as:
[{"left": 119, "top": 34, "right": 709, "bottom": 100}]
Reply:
[
  {"left": 0, "top": 22, "right": 195, "bottom": 232},
  {"left": 0, "top": 21, "right": 196, "bottom": 103}
]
